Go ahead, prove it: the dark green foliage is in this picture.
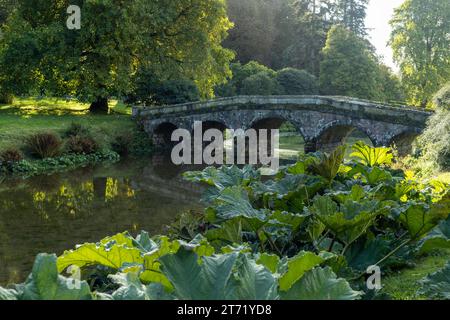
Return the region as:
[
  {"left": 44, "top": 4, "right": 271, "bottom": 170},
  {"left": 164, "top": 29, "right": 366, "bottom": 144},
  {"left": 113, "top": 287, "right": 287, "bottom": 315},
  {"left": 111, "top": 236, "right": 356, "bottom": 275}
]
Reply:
[
  {"left": 0, "top": 150, "right": 120, "bottom": 177},
  {"left": 66, "top": 136, "right": 100, "bottom": 155},
  {"left": 320, "top": 25, "right": 380, "bottom": 99},
  {"left": 276, "top": 68, "right": 319, "bottom": 95},
  {"left": 216, "top": 61, "right": 276, "bottom": 97},
  {"left": 0, "top": 147, "right": 23, "bottom": 162},
  {"left": 0, "top": 91, "right": 13, "bottom": 104},
  {"left": 129, "top": 70, "right": 200, "bottom": 106},
  {"left": 0, "top": 0, "right": 16, "bottom": 25},
  {"left": 241, "top": 72, "right": 281, "bottom": 95},
  {"left": 153, "top": 80, "right": 200, "bottom": 106},
  {"left": 112, "top": 133, "right": 134, "bottom": 156},
  {"left": 63, "top": 122, "right": 90, "bottom": 138},
  {"left": 112, "top": 128, "right": 153, "bottom": 157},
  {"left": 26, "top": 132, "right": 62, "bottom": 159}
]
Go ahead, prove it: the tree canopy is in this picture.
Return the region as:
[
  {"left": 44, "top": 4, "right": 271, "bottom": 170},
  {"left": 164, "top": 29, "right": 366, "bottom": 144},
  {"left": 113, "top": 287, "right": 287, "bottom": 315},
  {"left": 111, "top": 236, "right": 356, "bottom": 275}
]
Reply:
[
  {"left": 319, "top": 25, "right": 380, "bottom": 99},
  {"left": 0, "top": 0, "right": 234, "bottom": 111},
  {"left": 390, "top": 0, "right": 450, "bottom": 108}
]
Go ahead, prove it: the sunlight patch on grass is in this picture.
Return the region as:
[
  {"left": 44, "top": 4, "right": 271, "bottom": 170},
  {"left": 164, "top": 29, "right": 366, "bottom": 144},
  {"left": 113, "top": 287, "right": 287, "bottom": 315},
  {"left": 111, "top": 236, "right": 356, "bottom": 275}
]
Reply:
[{"left": 0, "top": 97, "right": 132, "bottom": 116}]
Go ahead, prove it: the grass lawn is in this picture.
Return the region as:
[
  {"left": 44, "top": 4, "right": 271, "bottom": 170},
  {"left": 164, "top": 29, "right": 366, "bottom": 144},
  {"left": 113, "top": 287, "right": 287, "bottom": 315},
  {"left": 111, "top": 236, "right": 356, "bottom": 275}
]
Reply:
[
  {"left": 0, "top": 97, "right": 135, "bottom": 151},
  {"left": 382, "top": 249, "right": 449, "bottom": 300}
]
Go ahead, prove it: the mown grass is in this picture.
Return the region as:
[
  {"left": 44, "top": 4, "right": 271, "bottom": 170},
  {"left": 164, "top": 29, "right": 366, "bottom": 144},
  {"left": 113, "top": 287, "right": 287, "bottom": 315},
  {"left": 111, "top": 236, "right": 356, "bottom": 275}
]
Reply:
[
  {"left": 382, "top": 249, "right": 449, "bottom": 300},
  {"left": 0, "top": 97, "right": 135, "bottom": 151}
]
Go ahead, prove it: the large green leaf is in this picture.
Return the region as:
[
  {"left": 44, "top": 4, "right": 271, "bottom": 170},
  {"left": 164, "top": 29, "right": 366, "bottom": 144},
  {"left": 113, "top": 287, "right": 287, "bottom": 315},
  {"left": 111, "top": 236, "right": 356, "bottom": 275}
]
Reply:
[
  {"left": 183, "top": 165, "right": 259, "bottom": 190},
  {"left": 57, "top": 241, "right": 143, "bottom": 273},
  {"left": 19, "top": 254, "right": 92, "bottom": 300},
  {"left": 159, "top": 248, "right": 238, "bottom": 300},
  {"left": 108, "top": 272, "right": 174, "bottom": 300},
  {"left": 140, "top": 237, "right": 181, "bottom": 289},
  {"left": 252, "top": 174, "right": 326, "bottom": 212},
  {"left": 345, "top": 237, "right": 392, "bottom": 271},
  {"left": 418, "top": 263, "right": 450, "bottom": 300},
  {"left": 309, "top": 146, "right": 346, "bottom": 182},
  {"left": 350, "top": 141, "right": 393, "bottom": 167},
  {"left": 310, "top": 196, "right": 382, "bottom": 245},
  {"left": 348, "top": 164, "right": 393, "bottom": 185},
  {"left": 210, "top": 186, "right": 268, "bottom": 229},
  {"left": 281, "top": 267, "right": 363, "bottom": 300},
  {"left": 229, "top": 254, "right": 278, "bottom": 300},
  {"left": 399, "top": 203, "right": 449, "bottom": 240},
  {"left": 418, "top": 216, "right": 450, "bottom": 254},
  {"left": 278, "top": 251, "right": 325, "bottom": 291},
  {"left": 257, "top": 253, "right": 280, "bottom": 273},
  {"left": 206, "top": 218, "right": 243, "bottom": 245}
]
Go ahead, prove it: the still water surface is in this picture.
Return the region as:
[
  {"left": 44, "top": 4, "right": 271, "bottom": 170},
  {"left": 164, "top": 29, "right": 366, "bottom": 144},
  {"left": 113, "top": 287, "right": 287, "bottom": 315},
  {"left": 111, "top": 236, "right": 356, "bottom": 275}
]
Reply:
[{"left": 0, "top": 156, "right": 204, "bottom": 285}]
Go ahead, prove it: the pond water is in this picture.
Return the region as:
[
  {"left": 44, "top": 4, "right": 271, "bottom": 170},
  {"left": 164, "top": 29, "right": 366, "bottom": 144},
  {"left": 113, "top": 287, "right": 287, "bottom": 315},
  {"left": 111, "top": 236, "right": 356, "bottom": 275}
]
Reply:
[
  {"left": 0, "top": 133, "right": 367, "bottom": 286},
  {"left": 0, "top": 156, "right": 204, "bottom": 286}
]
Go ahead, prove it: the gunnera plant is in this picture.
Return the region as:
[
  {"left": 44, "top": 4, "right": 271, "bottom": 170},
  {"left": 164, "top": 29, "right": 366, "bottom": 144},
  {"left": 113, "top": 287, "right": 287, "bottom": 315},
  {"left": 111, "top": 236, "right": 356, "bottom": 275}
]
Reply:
[
  {"left": 0, "top": 148, "right": 24, "bottom": 163},
  {"left": 66, "top": 135, "right": 100, "bottom": 155},
  {"left": 27, "top": 132, "right": 62, "bottom": 159}
]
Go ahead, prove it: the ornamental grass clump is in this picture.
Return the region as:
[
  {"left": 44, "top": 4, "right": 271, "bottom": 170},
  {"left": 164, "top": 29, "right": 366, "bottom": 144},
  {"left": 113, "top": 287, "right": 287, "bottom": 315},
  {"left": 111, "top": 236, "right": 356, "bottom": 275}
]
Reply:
[{"left": 27, "top": 132, "right": 62, "bottom": 159}]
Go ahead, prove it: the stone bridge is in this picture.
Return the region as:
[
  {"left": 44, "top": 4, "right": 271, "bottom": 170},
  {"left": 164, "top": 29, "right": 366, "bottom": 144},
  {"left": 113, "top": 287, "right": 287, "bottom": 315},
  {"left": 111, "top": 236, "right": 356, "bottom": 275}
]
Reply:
[{"left": 132, "top": 96, "right": 432, "bottom": 154}]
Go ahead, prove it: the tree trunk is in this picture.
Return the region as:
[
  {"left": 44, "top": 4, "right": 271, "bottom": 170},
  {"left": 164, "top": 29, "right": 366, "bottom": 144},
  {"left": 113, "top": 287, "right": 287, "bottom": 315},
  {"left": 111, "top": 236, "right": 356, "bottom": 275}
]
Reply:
[{"left": 89, "top": 97, "right": 109, "bottom": 114}]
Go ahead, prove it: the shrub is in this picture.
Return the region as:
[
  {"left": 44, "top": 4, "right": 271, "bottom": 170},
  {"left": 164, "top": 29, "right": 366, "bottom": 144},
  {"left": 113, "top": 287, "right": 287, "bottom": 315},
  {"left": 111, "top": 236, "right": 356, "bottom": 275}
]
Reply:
[
  {"left": 153, "top": 79, "right": 200, "bottom": 105},
  {"left": 240, "top": 72, "right": 281, "bottom": 95},
  {"left": 27, "top": 133, "right": 62, "bottom": 159},
  {"left": 0, "top": 148, "right": 23, "bottom": 163},
  {"left": 215, "top": 61, "right": 278, "bottom": 97},
  {"left": 276, "top": 68, "right": 319, "bottom": 95},
  {"left": 112, "top": 129, "right": 153, "bottom": 157},
  {"left": 417, "top": 84, "right": 450, "bottom": 172},
  {"left": 66, "top": 135, "right": 100, "bottom": 155},
  {"left": 112, "top": 133, "right": 134, "bottom": 156},
  {"left": 433, "top": 82, "right": 450, "bottom": 110},
  {"left": 64, "top": 122, "right": 90, "bottom": 138}
]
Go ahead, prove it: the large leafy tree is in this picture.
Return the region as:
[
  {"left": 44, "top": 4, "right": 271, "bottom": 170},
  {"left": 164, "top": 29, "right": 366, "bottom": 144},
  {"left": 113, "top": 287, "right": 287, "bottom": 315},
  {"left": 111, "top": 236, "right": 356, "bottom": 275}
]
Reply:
[
  {"left": 0, "top": 0, "right": 234, "bottom": 112},
  {"left": 390, "top": 0, "right": 450, "bottom": 108},
  {"left": 319, "top": 25, "right": 381, "bottom": 99}
]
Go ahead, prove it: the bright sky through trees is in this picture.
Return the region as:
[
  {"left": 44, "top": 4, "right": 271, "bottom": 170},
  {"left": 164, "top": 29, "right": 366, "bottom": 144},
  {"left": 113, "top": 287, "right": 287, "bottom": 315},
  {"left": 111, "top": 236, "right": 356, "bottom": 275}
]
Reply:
[{"left": 366, "top": 0, "right": 404, "bottom": 71}]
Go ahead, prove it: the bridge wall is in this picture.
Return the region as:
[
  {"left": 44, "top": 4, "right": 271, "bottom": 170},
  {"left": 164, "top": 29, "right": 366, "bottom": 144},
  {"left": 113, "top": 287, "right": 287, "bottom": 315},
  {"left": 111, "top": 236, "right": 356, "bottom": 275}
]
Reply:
[{"left": 133, "top": 96, "right": 432, "bottom": 153}]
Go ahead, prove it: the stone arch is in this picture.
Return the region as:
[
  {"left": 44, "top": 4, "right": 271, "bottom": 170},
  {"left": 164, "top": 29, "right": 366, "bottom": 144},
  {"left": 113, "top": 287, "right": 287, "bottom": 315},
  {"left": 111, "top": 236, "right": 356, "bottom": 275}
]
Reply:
[
  {"left": 313, "top": 120, "right": 376, "bottom": 153},
  {"left": 191, "top": 120, "right": 229, "bottom": 133},
  {"left": 248, "top": 114, "right": 307, "bottom": 158},
  {"left": 388, "top": 130, "right": 421, "bottom": 156},
  {"left": 152, "top": 122, "right": 179, "bottom": 149}
]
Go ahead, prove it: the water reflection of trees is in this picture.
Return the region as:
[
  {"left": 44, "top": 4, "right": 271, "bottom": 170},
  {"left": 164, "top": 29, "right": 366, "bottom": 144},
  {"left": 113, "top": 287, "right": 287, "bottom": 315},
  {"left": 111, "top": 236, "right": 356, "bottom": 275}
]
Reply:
[{"left": 0, "top": 159, "right": 201, "bottom": 285}]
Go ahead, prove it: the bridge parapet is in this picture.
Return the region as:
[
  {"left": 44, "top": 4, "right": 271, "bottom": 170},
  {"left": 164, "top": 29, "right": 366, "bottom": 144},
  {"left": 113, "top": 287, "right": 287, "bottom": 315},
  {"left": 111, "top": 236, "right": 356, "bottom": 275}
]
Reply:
[
  {"left": 133, "top": 95, "right": 433, "bottom": 154},
  {"left": 132, "top": 95, "right": 432, "bottom": 127}
]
